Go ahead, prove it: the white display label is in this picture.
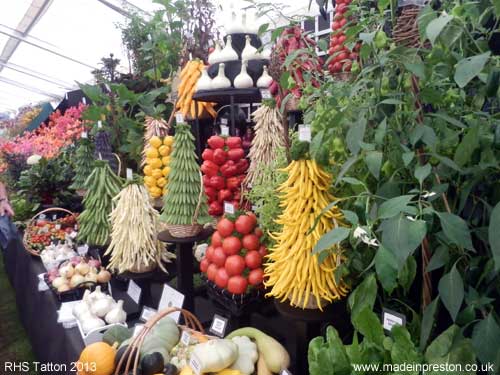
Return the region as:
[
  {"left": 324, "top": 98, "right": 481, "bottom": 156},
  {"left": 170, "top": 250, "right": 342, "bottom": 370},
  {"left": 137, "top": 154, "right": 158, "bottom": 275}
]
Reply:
[
  {"left": 281, "top": 370, "right": 293, "bottom": 375},
  {"left": 298, "top": 124, "right": 312, "bottom": 142},
  {"left": 181, "top": 330, "right": 191, "bottom": 346},
  {"left": 140, "top": 306, "right": 157, "bottom": 322},
  {"left": 158, "top": 284, "right": 185, "bottom": 323},
  {"left": 189, "top": 354, "right": 202, "bottom": 375},
  {"left": 82, "top": 97, "right": 87, "bottom": 105},
  {"left": 81, "top": 131, "right": 88, "bottom": 139},
  {"left": 70, "top": 231, "right": 78, "bottom": 239},
  {"left": 224, "top": 202, "right": 235, "bottom": 215},
  {"left": 132, "top": 324, "right": 144, "bottom": 337},
  {"left": 77, "top": 244, "right": 89, "bottom": 255},
  {"left": 220, "top": 118, "right": 228, "bottom": 125},
  {"left": 127, "top": 280, "right": 142, "bottom": 305},
  {"left": 260, "top": 89, "right": 272, "bottom": 99},
  {"left": 209, "top": 314, "right": 228, "bottom": 337},
  {"left": 382, "top": 308, "right": 406, "bottom": 331},
  {"left": 97, "top": 120, "right": 102, "bottom": 128},
  {"left": 221, "top": 125, "right": 230, "bottom": 136},
  {"left": 252, "top": 205, "right": 258, "bottom": 211},
  {"left": 55, "top": 224, "right": 61, "bottom": 230},
  {"left": 39, "top": 214, "right": 46, "bottom": 220},
  {"left": 176, "top": 113, "right": 184, "bottom": 124},
  {"left": 52, "top": 214, "right": 57, "bottom": 221},
  {"left": 126, "top": 168, "right": 133, "bottom": 180}
]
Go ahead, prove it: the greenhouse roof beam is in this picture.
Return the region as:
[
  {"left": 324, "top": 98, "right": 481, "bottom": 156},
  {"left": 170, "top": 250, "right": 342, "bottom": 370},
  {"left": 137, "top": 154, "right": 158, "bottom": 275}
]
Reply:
[
  {"left": 0, "top": 0, "right": 54, "bottom": 74},
  {"left": 0, "top": 61, "right": 74, "bottom": 90},
  {"left": 95, "top": 0, "right": 151, "bottom": 18},
  {"left": 0, "top": 76, "right": 61, "bottom": 99}
]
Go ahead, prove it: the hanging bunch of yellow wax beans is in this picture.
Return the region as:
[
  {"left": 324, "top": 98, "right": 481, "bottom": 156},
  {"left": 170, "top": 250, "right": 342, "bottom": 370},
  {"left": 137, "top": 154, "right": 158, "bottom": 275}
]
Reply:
[
  {"left": 177, "top": 59, "right": 217, "bottom": 118},
  {"left": 143, "top": 135, "right": 174, "bottom": 198},
  {"left": 264, "top": 159, "right": 350, "bottom": 309}
]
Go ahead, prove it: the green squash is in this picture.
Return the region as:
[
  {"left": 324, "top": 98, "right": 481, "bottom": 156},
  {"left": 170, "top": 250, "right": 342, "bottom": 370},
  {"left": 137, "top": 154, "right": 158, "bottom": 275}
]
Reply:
[
  {"left": 141, "top": 352, "right": 164, "bottom": 375},
  {"left": 103, "top": 325, "right": 132, "bottom": 346}
]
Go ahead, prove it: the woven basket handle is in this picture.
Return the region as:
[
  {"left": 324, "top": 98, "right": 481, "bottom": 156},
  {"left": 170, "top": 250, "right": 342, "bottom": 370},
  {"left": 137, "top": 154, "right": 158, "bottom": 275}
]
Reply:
[
  {"left": 192, "top": 171, "right": 204, "bottom": 225},
  {"left": 29, "top": 207, "right": 76, "bottom": 225},
  {"left": 114, "top": 307, "right": 205, "bottom": 375}
]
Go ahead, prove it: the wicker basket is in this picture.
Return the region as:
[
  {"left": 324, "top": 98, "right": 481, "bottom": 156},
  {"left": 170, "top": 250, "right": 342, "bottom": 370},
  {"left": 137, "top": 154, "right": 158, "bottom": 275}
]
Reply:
[
  {"left": 114, "top": 308, "right": 207, "bottom": 375},
  {"left": 23, "top": 207, "right": 77, "bottom": 257}
]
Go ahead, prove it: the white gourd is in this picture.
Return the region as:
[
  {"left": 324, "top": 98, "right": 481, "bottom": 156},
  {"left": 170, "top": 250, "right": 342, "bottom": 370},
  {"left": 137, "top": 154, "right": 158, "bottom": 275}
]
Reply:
[
  {"left": 219, "top": 36, "right": 238, "bottom": 62},
  {"left": 230, "top": 336, "right": 259, "bottom": 375},
  {"left": 242, "top": 35, "right": 259, "bottom": 61},
  {"left": 212, "top": 63, "right": 231, "bottom": 89},
  {"left": 257, "top": 66, "right": 273, "bottom": 88},
  {"left": 261, "top": 47, "right": 272, "bottom": 60},
  {"left": 196, "top": 67, "right": 212, "bottom": 92},
  {"left": 208, "top": 41, "right": 222, "bottom": 65},
  {"left": 191, "top": 339, "right": 238, "bottom": 372},
  {"left": 234, "top": 61, "right": 254, "bottom": 89},
  {"left": 104, "top": 300, "right": 127, "bottom": 324}
]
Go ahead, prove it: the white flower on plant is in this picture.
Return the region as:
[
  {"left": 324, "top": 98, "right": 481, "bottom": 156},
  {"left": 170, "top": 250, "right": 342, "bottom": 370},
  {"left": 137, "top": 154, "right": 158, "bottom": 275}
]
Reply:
[
  {"left": 353, "top": 226, "right": 380, "bottom": 247},
  {"left": 27, "top": 154, "right": 42, "bottom": 165},
  {"left": 406, "top": 216, "right": 416, "bottom": 222},
  {"left": 422, "top": 191, "right": 437, "bottom": 199}
]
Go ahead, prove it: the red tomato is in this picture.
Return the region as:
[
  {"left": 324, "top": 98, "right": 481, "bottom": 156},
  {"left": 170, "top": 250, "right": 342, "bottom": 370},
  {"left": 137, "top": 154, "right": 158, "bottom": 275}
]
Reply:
[
  {"left": 200, "top": 258, "right": 210, "bottom": 273},
  {"left": 207, "top": 263, "right": 218, "bottom": 281},
  {"left": 211, "top": 231, "right": 223, "bottom": 247},
  {"left": 217, "top": 218, "right": 234, "bottom": 237},
  {"left": 206, "top": 246, "right": 215, "bottom": 262},
  {"left": 212, "top": 247, "right": 227, "bottom": 267},
  {"left": 332, "top": 21, "right": 341, "bottom": 30},
  {"left": 227, "top": 275, "right": 248, "bottom": 294},
  {"left": 254, "top": 227, "right": 263, "bottom": 238},
  {"left": 215, "top": 268, "right": 229, "bottom": 288},
  {"left": 222, "top": 236, "right": 242, "bottom": 255},
  {"left": 242, "top": 234, "right": 260, "bottom": 251},
  {"left": 258, "top": 245, "right": 268, "bottom": 257},
  {"left": 245, "top": 250, "right": 262, "bottom": 269},
  {"left": 235, "top": 215, "right": 254, "bottom": 235},
  {"left": 247, "top": 212, "right": 257, "bottom": 227},
  {"left": 248, "top": 268, "right": 264, "bottom": 286},
  {"left": 225, "top": 255, "right": 246, "bottom": 276}
]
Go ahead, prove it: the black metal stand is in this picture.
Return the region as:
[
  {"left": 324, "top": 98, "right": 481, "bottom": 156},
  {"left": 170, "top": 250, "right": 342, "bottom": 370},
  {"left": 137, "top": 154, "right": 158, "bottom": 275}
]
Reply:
[{"left": 158, "top": 227, "right": 214, "bottom": 312}]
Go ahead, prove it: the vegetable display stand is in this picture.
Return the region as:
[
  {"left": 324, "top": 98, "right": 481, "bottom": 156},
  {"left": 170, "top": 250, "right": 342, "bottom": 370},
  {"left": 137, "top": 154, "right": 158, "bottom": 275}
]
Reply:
[
  {"left": 204, "top": 278, "right": 263, "bottom": 317},
  {"left": 158, "top": 227, "right": 214, "bottom": 312},
  {"left": 274, "top": 300, "right": 349, "bottom": 375}
]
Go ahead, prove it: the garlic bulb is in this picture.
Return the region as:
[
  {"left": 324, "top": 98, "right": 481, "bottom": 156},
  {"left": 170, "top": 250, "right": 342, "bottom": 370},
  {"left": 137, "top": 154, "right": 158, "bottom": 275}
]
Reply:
[
  {"left": 82, "top": 290, "right": 92, "bottom": 306},
  {"left": 105, "top": 300, "right": 126, "bottom": 324},
  {"left": 72, "top": 301, "right": 90, "bottom": 319},
  {"left": 212, "top": 63, "right": 232, "bottom": 89},
  {"left": 257, "top": 66, "right": 273, "bottom": 88},
  {"left": 75, "top": 261, "right": 90, "bottom": 276},
  {"left": 208, "top": 41, "right": 223, "bottom": 65},
  {"left": 90, "top": 285, "right": 105, "bottom": 301},
  {"left": 242, "top": 35, "right": 260, "bottom": 61},
  {"left": 59, "top": 264, "right": 74, "bottom": 278},
  {"left": 196, "top": 67, "right": 213, "bottom": 92},
  {"left": 81, "top": 317, "right": 105, "bottom": 334},
  {"left": 261, "top": 48, "right": 272, "bottom": 60},
  {"left": 220, "top": 36, "right": 238, "bottom": 62},
  {"left": 234, "top": 61, "right": 254, "bottom": 89},
  {"left": 91, "top": 296, "right": 115, "bottom": 318}
]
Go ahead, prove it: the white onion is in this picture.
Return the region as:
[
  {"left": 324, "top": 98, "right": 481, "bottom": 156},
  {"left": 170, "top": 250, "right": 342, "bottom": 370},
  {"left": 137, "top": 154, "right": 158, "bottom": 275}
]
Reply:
[
  {"left": 97, "top": 269, "right": 111, "bottom": 284},
  {"left": 70, "top": 274, "right": 86, "bottom": 288},
  {"left": 75, "top": 261, "right": 90, "bottom": 276},
  {"left": 85, "top": 272, "right": 97, "bottom": 283},
  {"left": 52, "top": 277, "right": 67, "bottom": 289},
  {"left": 57, "top": 284, "right": 71, "bottom": 293},
  {"left": 59, "top": 264, "right": 74, "bottom": 278}
]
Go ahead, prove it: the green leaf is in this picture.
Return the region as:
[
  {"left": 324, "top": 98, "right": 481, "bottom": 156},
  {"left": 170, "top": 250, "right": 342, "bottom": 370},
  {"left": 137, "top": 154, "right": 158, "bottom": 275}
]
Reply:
[
  {"left": 374, "top": 118, "right": 387, "bottom": 145},
  {"left": 336, "top": 156, "right": 359, "bottom": 184},
  {"left": 313, "top": 227, "right": 350, "bottom": 255},
  {"left": 494, "top": 0, "right": 500, "bottom": 18},
  {"left": 426, "top": 245, "right": 449, "bottom": 272},
  {"left": 437, "top": 212, "right": 473, "bottom": 250},
  {"left": 426, "top": 13, "right": 453, "bottom": 45},
  {"left": 428, "top": 112, "right": 466, "bottom": 129},
  {"left": 402, "top": 152, "right": 414, "bottom": 167},
  {"left": 391, "top": 325, "right": 422, "bottom": 373},
  {"left": 341, "top": 210, "right": 359, "bottom": 226},
  {"left": 398, "top": 256, "right": 416, "bottom": 293},
  {"left": 418, "top": 5, "right": 437, "bottom": 41},
  {"left": 365, "top": 151, "right": 383, "bottom": 180},
  {"left": 488, "top": 202, "right": 500, "bottom": 272},
  {"left": 359, "top": 31, "right": 377, "bottom": 44},
  {"left": 472, "top": 314, "right": 500, "bottom": 365},
  {"left": 375, "top": 245, "right": 399, "bottom": 293},
  {"left": 454, "top": 126, "right": 479, "bottom": 167},
  {"left": 379, "top": 98, "right": 404, "bottom": 105},
  {"left": 420, "top": 297, "right": 439, "bottom": 352},
  {"left": 381, "top": 216, "right": 427, "bottom": 267},
  {"left": 346, "top": 117, "right": 367, "bottom": 155},
  {"left": 414, "top": 163, "right": 432, "bottom": 185},
  {"left": 378, "top": 195, "right": 415, "bottom": 219},
  {"left": 404, "top": 62, "right": 426, "bottom": 79},
  {"left": 352, "top": 307, "right": 385, "bottom": 347},
  {"left": 438, "top": 264, "right": 464, "bottom": 321},
  {"left": 348, "top": 273, "right": 377, "bottom": 319},
  {"left": 439, "top": 19, "right": 463, "bottom": 47},
  {"left": 454, "top": 52, "right": 491, "bottom": 88},
  {"left": 341, "top": 177, "right": 364, "bottom": 186},
  {"left": 432, "top": 154, "right": 463, "bottom": 172}
]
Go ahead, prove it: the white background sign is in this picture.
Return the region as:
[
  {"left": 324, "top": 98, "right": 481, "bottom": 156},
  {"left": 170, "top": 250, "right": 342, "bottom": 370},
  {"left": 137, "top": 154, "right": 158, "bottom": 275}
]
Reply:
[{"left": 158, "top": 284, "right": 185, "bottom": 323}]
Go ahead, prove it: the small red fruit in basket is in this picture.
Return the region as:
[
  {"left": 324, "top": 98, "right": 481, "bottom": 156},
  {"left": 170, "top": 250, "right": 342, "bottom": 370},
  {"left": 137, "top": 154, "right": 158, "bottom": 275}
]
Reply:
[
  {"left": 217, "top": 218, "right": 234, "bottom": 237},
  {"left": 222, "top": 236, "right": 242, "bottom": 255},
  {"left": 200, "top": 258, "right": 210, "bottom": 273},
  {"left": 242, "top": 234, "right": 260, "bottom": 251},
  {"left": 245, "top": 250, "right": 262, "bottom": 269},
  {"left": 206, "top": 246, "right": 215, "bottom": 262},
  {"left": 247, "top": 212, "right": 257, "bottom": 227},
  {"left": 211, "top": 231, "right": 223, "bottom": 247},
  {"left": 248, "top": 268, "right": 264, "bottom": 286},
  {"left": 207, "top": 263, "right": 218, "bottom": 281},
  {"left": 225, "top": 255, "right": 246, "bottom": 276},
  {"left": 227, "top": 275, "right": 248, "bottom": 294},
  {"left": 215, "top": 268, "right": 230, "bottom": 288},
  {"left": 218, "top": 189, "right": 232, "bottom": 203},
  {"left": 209, "top": 201, "right": 223, "bottom": 216},
  {"left": 235, "top": 215, "right": 255, "bottom": 235},
  {"left": 207, "top": 135, "right": 225, "bottom": 149},
  {"left": 212, "top": 247, "right": 227, "bottom": 267},
  {"left": 254, "top": 227, "right": 263, "bottom": 238},
  {"left": 258, "top": 245, "right": 268, "bottom": 257}
]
